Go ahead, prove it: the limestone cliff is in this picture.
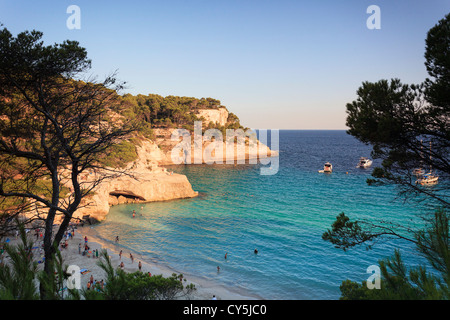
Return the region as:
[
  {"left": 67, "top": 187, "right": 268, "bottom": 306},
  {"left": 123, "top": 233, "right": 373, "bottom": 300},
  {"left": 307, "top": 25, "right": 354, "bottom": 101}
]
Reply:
[
  {"left": 70, "top": 139, "right": 198, "bottom": 222},
  {"left": 66, "top": 103, "right": 277, "bottom": 222},
  {"left": 153, "top": 128, "right": 277, "bottom": 165},
  {"left": 195, "top": 107, "right": 229, "bottom": 126}
]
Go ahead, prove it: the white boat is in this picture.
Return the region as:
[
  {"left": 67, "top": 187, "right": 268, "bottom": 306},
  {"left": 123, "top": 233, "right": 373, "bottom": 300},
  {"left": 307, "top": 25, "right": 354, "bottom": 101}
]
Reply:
[
  {"left": 319, "top": 162, "right": 333, "bottom": 173},
  {"left": 356, "top": 157, "right": 372, "bottom": 168},
  {"left": 416, "top": 172, "right": 439, "bottom": 185},
  {"left": 415, "top": 141, "right": 439, "bottom": 185}
]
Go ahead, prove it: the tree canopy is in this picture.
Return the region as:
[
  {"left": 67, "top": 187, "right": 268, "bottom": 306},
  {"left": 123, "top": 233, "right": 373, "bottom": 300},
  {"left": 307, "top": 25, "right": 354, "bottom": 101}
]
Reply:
[
  {"left": 345, "top": 14, "right": 449, "bottom": 208},
  {"left": 324, "top": 13, "right": 450, "bottom": 300},
  {"left": 0, "top": 26, "right": 137, "bottom": 298}
]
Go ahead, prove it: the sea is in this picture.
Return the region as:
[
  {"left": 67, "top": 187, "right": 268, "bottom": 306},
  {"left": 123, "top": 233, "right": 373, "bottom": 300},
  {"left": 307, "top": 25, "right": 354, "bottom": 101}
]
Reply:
[{"left": 91, "top": 130, "right": 443, "bottom": 300}]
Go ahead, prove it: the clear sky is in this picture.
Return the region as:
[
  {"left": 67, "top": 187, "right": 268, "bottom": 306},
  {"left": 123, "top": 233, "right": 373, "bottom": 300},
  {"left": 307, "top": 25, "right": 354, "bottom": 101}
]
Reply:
[{"left": 1, "top": 0, "right": 449, "bottom": 129}]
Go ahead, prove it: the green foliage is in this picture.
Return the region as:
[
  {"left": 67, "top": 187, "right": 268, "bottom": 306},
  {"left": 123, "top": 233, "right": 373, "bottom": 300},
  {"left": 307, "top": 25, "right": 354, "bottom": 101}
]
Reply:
[
  {"left": 340, "top": 250, "right": 446, "bottom": 300},
  {"left": 334, "top": 15, "right": 450, "bottom": 299},
  {"left": 322, "top": 212, "right": 376, "bottom": 251},
  {"left": 346, "top": 78, "right": 414, "bottom": 147},
  {"left": 92, "top": 249, "right": 196, "bottom": 300},
  {"left": 98, "top": 140, "right": 138, "bottom": 168},
  {"left": 344, "top": 13, "right": 450, "bottom": 208},
  {"left": 338, "top": 209, "right": 450, "bottom": 300},
  {"left": 424, "top": 13, "right": 450, "bottom": 109},
  {"left": 0, "top": 223, "right": 39, "bottom": 300},
  {"left": 0, "top": 241, "right": 196, "bottom": 300},
  {"left": 415, "top": 208, "right": 450, "bottom": 288},
  {"left": 37, "top": 245, "right": 75, "bottom": 300},
  {"left": 116, "top": 93, "right": 242, "bottom": 134}
]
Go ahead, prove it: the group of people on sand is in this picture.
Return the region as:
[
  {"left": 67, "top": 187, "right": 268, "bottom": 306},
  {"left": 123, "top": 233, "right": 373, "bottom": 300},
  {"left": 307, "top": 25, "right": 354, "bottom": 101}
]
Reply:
[
  {"left": 118, "top": 248, "right": 145, "bottom": 273},
  {"left": 58, "top": 225, "right": 78, "bottom": 249},
  {"left": 76, "top": 236, "right": 99, "bottom": 258},
  {"left": 86, "top": 275, "right": 105, "bottom": 291}
]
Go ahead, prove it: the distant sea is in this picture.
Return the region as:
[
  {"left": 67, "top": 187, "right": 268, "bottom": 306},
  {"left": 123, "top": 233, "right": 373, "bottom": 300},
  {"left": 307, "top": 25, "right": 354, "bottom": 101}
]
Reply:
[{"left": 92, "top": 130, "right": 439, "bottom": 300}]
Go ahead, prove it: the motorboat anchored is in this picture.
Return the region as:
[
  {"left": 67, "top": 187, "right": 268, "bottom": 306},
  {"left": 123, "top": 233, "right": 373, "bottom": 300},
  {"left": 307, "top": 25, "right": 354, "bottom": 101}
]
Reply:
[
  {"left": 415, "top": 141, "right": 439, "bottom": 185},
  {"left": 416, "top": 172, "right": 439, "bottom": 185},
  {"left": 318, "top": 162, "right": 333, "bottom": 173},
  {"left": 356, "top": 157, "right": 372, "bottom": 168}
]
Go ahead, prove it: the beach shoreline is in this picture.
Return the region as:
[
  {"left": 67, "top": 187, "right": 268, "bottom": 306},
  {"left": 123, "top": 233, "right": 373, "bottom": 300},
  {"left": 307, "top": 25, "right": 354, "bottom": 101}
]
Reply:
[
  {"left": 2, "top": 223, "right": 262, "bottom": 300},
  {"left": 78, "top": 224, "right": 262, "bottom": 300}
]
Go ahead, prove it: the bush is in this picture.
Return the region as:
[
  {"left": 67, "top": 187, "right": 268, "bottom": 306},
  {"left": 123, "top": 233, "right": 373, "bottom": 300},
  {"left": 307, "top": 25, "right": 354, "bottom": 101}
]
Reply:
[
  {"left": 94, "top": 250, "right": 196, "bottom": 300},
  {"left": 99, "top": 140, "right": 138, "bottom": 168}
]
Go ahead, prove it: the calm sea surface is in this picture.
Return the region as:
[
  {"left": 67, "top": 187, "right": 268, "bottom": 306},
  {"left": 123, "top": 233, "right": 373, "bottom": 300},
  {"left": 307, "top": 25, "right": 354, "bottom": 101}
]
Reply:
[{"left": 92, "top": 130, "right": 440, "bottom": 299}]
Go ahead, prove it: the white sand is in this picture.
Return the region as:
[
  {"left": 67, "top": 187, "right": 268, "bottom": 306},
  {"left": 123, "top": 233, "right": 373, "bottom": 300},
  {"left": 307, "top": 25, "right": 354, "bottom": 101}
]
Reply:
[{"left": 5, "top": 225, "right": 260, "bottom": 300}]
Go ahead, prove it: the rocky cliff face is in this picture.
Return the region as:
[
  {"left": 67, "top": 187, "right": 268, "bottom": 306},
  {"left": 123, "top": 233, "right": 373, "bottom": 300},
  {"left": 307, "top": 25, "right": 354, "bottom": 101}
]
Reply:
[
  {"left": 70, "top": 139, "right": 198, "bottom": 222},
  {"left": 195, "top": 107, "right": 229, "bottom": 126},
  {"left": 153, "top": 128, "right": 277, "bottom": 165},
  {"left": 69, "top": 124, "right": 277, "bottom": 222}
]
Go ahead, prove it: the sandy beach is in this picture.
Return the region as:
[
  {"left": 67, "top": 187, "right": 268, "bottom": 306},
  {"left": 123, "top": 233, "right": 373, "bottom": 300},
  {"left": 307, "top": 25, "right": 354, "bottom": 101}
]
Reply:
[{"left": 3, "top": 224, "right": 260, "bottom": 300}]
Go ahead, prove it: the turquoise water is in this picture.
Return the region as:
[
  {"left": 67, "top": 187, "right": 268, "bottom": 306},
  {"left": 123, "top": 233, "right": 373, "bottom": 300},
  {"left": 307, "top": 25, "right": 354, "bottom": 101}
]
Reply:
[{"left": 92, "top": 130, "right": 441, "bottom": 299}]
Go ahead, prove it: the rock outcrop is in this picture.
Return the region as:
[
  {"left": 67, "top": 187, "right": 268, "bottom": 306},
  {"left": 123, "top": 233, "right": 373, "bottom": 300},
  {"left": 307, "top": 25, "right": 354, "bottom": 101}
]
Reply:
[
  {"left": 64, "top": 124, "right": 277, "bottom": 222},
  {"left": 153, "top": 128, "right": 278, "bottom": 165},
  {"left": 69, "top": 139, "right": 198, "bottom": 222},
  {"left": 195, "top": 107, "right": 229, "bottom": 126}
]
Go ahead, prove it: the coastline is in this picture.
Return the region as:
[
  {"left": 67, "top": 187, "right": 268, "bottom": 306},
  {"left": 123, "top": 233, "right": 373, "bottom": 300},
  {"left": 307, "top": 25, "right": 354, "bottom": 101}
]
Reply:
[{"left": 63, "top": 224, "right": 262, "bottom": 300}]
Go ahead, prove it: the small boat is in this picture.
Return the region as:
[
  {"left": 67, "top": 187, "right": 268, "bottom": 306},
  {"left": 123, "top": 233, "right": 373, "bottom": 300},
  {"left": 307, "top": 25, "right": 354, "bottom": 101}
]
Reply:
[
  {"left": 319, "top": 162, "right": 333, "bottom": 173},
  {"left": 415, "top": 141, "right": 439, "bottom": 185},
  {"left": 356, "top": 157, "right": 372, "bottom": 168},
  {"left": 416, "top": 172, "right": 439, "bottom": 185}
]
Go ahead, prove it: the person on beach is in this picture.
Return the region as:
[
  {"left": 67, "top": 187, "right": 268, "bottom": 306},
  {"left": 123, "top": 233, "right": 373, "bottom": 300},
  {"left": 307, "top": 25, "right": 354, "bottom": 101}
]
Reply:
[
  {"left": 78, "top": 243, "right": 81, "bottom": 254},
  {"left": 115, "top": 236, "right": 119, "bottom": 243},
  {"left": 119, "top": 250, "right": 122, "bottom": 259},
  {"left": 84, "top": 236, "right": 88, "bottom": 244},
  {"left": 138, "top": 261, "right": 142, "bottom": 271},
  {"left": 132, "top": 210, "right": 135, "bottom": 218},
  {"left": 119, "top": 261, "right": 124, "bottom": 269},
  {"left": 95, "top": 249, "right": 99, "bottom": 259},
  {"left": 130, "top": 253, "right": 134, "bottom": 263}
]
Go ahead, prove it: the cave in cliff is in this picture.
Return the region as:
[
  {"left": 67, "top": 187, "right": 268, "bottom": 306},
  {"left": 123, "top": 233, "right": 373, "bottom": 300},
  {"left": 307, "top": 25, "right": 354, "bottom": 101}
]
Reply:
[{"left": 109, "top": 190, "right": 146, "bottom": 205}]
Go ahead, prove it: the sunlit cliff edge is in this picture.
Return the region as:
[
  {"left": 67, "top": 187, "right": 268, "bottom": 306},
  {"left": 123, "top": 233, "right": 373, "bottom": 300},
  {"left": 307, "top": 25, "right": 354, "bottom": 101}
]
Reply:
[{"left": 66, "top": 106, "right": 277, "bottom": 222}]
